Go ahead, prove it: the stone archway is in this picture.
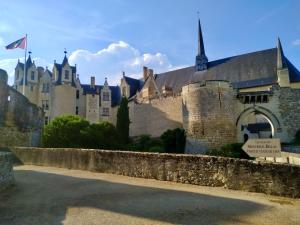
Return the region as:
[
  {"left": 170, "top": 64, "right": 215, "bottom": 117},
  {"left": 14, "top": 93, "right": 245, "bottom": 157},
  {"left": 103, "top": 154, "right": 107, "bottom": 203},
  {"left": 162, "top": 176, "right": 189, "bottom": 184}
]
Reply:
[{"left": 236, "top": 106, "right": 281, "bottom": 142}]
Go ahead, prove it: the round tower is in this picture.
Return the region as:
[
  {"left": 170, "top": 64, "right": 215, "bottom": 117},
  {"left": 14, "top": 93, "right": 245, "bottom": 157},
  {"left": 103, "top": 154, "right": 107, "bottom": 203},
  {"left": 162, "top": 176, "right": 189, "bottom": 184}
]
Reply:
[{"left": 182, "top": 80, "right": 236, "bottom": 153}]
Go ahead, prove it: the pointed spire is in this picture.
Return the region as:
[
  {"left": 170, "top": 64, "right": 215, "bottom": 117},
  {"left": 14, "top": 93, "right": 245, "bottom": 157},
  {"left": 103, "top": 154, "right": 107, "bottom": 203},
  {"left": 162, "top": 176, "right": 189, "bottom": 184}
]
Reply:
[
  {"left": 26, "top": 51, "right": 33, "bottom": 68},
  {"left": 198, "top": 19, "right": 206, "bottom": 56},
  {"left": 62, "top": 49, "right": 68, "bottom": 66},
  {"left": 195, "top": 17, "right": 208, "bottom": 71},
  {"left": 277, "top": 37, "right": 286, "bottom": 69},
  {"left": 104, "top": 77, "right": 108, "bottom": 86}
]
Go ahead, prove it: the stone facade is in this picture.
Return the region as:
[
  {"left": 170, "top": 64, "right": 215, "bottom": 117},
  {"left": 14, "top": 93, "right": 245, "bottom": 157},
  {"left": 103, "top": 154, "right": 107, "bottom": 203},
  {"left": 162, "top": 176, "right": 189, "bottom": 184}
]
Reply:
[
  {"left": 182, "top": 81, "right": 236, "bottom": 152},
  {"left": 9, "top": 147, "right": 300, "bottom": 198},
  {"left": 116, "top": 21, "right": 300, "bottom": 154},
  {"left": 129, "top": 96, "right": 183, "bottom": 137},
  {"left": 0, "top": 69, "right": 43, "bottom": 147},
  {"left": 0, "top": 152, "right": 14, "bottom": 191},
  {"left": 13, "top": 54, "right": 120, "bottom": 125}
]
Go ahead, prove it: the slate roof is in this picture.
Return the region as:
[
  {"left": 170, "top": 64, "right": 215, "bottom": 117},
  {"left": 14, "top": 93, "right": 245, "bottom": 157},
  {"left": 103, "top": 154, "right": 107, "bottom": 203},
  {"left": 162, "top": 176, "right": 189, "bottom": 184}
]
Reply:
[
  {"left": 53, "top": 60, "right": 76, "bottom": 87},
  {"left": 155, "top": 66, "right": 196, "bottom": 93},
  {"left": 17, "top": 55, "right": 34, "bottom": 85},
  {"left": 154, "top": 47, "right": 300, "bottom": 93},
  {"left": 123, "top": 76, "right": 143, "bottom": 97},
  {"left": 81, "top": 84, "right": 121, "bottom": 107}
]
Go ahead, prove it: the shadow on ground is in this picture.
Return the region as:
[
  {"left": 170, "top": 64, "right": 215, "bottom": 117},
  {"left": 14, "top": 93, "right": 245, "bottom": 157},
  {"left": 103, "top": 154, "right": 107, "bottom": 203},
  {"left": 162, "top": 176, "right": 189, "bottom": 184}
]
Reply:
[{"left": 0, "top": 167, "right": 270, "bottom": 225}]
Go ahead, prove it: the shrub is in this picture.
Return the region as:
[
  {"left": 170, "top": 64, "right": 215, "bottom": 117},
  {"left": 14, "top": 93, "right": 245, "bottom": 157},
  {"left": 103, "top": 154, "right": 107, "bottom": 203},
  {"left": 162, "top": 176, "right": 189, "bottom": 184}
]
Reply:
[
  {"left": 116, "top": 97, "right": 130, "bottom": 145},
  {"left": 293, "top": 130, "right": 300, "bottom": 145},
  {"left": 148, "top": 145, "right": 164, "bottom": 153},
  {"left": 130, "top": 135, "right": 163, "bottom": 152},
  {"left": 42, "top": 115, "right": 119, "bottom": 149},
  {"left": 81, "top": 121, "right": 119, "bottom": 149},
  {"left": 42, "top": 115, "right": 89, "bottom": 148},
  {"left": 160, "top": 128, "right": 186, "bottom": 153},
  {"left": 206, "top": 143, "right": 252, "bottom": 159}
]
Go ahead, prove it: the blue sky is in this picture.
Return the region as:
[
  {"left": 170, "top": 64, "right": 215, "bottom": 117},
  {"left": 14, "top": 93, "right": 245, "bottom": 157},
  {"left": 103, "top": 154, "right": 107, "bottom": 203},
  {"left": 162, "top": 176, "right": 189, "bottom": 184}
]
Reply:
[{"left": 0, "top": 0, "right": 299, "bottom": 85}]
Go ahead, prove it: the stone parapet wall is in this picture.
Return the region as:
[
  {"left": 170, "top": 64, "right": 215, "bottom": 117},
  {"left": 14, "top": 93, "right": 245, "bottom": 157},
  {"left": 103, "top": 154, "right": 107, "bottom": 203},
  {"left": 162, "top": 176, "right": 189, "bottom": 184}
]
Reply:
[
  {"left": 10, "top": 147, "right": 300, "bottom": 198},
  {"left": 0, "top": 152, "right": 14, "bottom": 191}
]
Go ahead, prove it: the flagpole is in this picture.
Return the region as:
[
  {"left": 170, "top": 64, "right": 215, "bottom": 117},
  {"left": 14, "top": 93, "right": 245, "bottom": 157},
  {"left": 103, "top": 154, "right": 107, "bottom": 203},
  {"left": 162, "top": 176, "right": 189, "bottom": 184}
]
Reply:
[{"left": 22, "top": 34, "right": 27, "bottom": 95}]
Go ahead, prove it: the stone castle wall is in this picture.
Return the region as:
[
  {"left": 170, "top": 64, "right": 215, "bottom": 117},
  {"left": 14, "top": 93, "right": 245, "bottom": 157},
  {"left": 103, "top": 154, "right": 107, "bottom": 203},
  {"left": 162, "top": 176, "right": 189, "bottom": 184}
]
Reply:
[
  {"left": 9, "top": 147, "right": 300, "bottom": 198},
  {"left": 0, "top": 69, "right": 44, "bottom": 147},
  {"left": 0, "top": 152, "right": 14, "bottom": 191},
  {"left": 278, "top": 87, "right": 300, "bottom": 141},
  {"left": 182, "top": 81, "right": 236, "bottom": 153},
  {"left": 129, "top": 96, "right": 183, "bottom": 137}
]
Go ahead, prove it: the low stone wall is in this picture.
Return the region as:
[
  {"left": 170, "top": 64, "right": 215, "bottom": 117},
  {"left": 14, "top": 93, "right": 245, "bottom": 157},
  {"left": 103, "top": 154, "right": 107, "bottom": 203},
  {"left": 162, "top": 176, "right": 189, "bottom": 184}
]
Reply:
[
  {"left": 0, "top": 152, "right": 14, "bottom": 191},
  {"left": 10, "top": 147, "right": 300, "bottom": 198}
]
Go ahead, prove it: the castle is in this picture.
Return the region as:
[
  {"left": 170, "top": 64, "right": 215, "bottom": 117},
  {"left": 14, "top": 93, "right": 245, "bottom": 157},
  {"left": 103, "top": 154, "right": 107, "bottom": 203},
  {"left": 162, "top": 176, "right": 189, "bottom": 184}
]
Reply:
[
  {"left": 12, "top": 20, "right": 300, "bottom": 153},
  {"left": 13, "top": 51, "right": 121, "bottom": 125}
]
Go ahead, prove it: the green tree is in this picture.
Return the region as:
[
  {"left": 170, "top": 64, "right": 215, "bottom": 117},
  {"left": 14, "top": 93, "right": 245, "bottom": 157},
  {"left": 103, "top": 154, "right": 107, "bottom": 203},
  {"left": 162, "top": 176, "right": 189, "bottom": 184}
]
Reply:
[
  {"left": 116, "top": 97, "right": 130, "bottom": 145},
  {"left": 160, "top": 128, "right": 186, "bottom": 153},
  {"left": 42, "top": 115, "right": 89, "bottom": 148},
  {"left": 81, "top": 121, "right": 119, "bottom": 149}
]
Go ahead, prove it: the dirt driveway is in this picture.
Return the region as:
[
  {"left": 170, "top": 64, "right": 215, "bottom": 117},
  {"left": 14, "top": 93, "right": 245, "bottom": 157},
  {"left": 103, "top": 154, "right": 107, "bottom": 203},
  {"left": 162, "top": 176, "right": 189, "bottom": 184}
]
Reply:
[{"left": 0, "top": 165, "right": 299, "bottom": 225}]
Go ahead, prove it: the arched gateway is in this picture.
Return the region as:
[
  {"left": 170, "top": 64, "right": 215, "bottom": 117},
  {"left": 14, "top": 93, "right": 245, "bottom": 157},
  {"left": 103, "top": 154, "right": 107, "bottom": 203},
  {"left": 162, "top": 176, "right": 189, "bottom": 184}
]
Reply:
[{"left": 236, "top": 106, "right": 281, "bottom": 143}]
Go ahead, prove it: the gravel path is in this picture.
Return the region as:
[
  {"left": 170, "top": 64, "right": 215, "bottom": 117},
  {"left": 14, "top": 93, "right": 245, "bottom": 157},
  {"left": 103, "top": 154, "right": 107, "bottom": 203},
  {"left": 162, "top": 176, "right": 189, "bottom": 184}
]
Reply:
[{"left": 0, "top": 165, "right": 299, "bottom": 225}]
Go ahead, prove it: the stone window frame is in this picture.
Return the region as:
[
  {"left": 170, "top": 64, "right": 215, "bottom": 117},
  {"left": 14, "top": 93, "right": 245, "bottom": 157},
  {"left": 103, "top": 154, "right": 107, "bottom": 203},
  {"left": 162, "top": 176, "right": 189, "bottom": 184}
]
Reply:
[
  {"left": 31, "top": 71, "right": 35, "bottom": 81},
  {"left": 42, "top": 100, "right": 49, "bottom": 110},
  {"left": 64, "top": 70, "right": 70, "bottom": 80},
  {"left": 102, "top": 107, "right": 109, "bottom": 116},
  {"left": 103, "top": 92, "right": 110, "bottom": 101}
]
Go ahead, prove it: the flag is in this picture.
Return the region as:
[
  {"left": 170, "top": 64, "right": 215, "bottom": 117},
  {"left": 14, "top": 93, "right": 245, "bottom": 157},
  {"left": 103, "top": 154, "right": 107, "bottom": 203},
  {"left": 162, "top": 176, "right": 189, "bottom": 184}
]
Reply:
[{"left": 5, "top": 37, "right": 27, "bottom": 50}]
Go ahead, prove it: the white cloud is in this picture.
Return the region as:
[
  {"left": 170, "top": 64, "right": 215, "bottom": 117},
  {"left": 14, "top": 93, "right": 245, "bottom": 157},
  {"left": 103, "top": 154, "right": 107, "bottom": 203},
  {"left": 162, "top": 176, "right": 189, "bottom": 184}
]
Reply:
[
  {"left": 292, "top": 39, "right": 300, "bottom": 46},
  {"left": 0, "top": 41, "right": 186, "bottom": 87},
  {"left": 0, "top": 37, "right": 4, "bottom": 47},
  {"left": 69, "top": 41, "right": 185, "bottom": 85}
]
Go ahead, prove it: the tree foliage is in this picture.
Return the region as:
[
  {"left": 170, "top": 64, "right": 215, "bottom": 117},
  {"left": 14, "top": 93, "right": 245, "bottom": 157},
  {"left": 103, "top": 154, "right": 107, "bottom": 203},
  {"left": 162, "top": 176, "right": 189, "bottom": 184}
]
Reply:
[
  {"left": 160, "top": 128, "right": 186, "bottom": 153},
  {"left": 206, "top": 143, "right": 252, "bottom": 159},
  {"left": 42, "top": 115, "right": 89, "bottom": 148},
  {"left": 116, "top": 97, "right": 130, "bottom": 145},
  {"left": 42, "top": 115, "right": 119, "bottom": 149}
]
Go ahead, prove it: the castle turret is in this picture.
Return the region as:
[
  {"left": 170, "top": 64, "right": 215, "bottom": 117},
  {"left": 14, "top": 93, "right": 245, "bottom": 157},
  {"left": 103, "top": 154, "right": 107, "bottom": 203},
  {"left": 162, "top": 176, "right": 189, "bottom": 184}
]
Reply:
[{"left": 51, "top": 51, "right": 77, "bottom": 119}]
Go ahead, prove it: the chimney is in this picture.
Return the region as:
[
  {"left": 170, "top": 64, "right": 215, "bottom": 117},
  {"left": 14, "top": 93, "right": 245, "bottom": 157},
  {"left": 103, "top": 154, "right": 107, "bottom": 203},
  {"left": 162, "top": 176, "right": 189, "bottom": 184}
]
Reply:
[
  {"left": 148, "top": 68, "right": 153, "bottom": 77},
  {"left": 143, "top": 66, "right": 148, "bottom": 80},
  {"left": 91, "top": 76, "right": 95, "bottom": 88}
]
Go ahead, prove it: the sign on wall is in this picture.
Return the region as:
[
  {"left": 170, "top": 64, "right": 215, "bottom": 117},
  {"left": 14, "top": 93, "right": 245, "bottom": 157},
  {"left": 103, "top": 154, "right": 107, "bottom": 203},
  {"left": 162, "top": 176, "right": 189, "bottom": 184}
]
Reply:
[{"left": 242, "top": 138, "right": 281, "bottom": 157}]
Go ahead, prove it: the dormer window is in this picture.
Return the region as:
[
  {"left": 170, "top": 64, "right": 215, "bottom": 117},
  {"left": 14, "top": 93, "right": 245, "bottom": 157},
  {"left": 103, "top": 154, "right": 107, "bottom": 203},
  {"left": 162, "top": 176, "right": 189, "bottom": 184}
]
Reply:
[
  {"left": 64, "top": 70, "right": 69, "bottom": 80},
  {"left": 103, "top": 92, "right": 110, "bottom": 101},
  {"left": 31, "top": 71, "right": 35, "bottom": 80}
]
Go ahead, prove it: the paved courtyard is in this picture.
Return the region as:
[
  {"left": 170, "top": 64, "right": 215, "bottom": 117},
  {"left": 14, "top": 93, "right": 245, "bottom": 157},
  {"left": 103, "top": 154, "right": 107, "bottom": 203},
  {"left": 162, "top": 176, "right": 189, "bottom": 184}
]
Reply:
[{"left": 0, "top": 165, "right": 300, "bottom": 225}]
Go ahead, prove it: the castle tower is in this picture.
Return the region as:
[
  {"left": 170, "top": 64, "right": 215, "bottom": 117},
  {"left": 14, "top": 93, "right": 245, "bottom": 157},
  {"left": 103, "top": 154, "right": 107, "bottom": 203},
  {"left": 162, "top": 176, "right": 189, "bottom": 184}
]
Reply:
[
  {"left": 100, "top": 77, "right": 112, "bottom": 121},
  {"left": 277, "top": 38, "right": 290, "bottom": 87},
  {"left": 14, "top": 52, "right": 39, "bottom": 105},
  {"left": 195, "top": 19, "right": 208, "bottom": 71},
  {"left": 50, "top": 50, "right": 77, "bottom": 119}
]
